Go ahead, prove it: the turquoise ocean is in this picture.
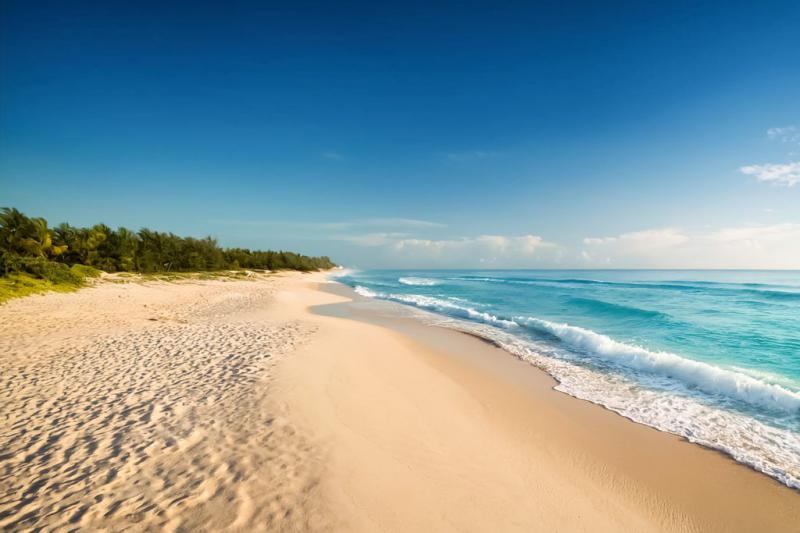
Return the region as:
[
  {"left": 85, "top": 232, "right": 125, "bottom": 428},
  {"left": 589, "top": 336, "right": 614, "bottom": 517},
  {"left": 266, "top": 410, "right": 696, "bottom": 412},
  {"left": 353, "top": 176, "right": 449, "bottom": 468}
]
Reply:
[{"left": 334, "top": 269, "right": 800, "bottom": 488}]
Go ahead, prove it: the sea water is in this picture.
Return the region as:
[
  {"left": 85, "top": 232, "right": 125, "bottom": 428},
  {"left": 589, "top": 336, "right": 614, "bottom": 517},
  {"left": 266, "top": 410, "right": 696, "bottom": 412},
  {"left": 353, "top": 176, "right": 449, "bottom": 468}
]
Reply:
[{"left": 334, "top": 269, "right": 800, "bottom": 488}]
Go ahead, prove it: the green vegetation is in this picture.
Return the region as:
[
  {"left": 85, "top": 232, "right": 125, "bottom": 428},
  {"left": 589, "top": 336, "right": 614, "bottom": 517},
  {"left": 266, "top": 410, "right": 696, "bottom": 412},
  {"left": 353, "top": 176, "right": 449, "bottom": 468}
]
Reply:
[
  {"left": 0, "top": 270, "right": 91, "bottom": 303},
  {"left": 0, "top": 207, "right": 335, "bottom": 302}
]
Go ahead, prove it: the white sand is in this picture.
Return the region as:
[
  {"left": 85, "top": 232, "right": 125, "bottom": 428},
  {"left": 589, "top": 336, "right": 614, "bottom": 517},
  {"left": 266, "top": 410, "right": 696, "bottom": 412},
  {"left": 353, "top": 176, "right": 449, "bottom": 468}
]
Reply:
[
  {"left": 1, "top": 272, "right": 798, "bottom": 531},
  {"left": 1, "top": 273, "right": 325, "bottom": 531}
]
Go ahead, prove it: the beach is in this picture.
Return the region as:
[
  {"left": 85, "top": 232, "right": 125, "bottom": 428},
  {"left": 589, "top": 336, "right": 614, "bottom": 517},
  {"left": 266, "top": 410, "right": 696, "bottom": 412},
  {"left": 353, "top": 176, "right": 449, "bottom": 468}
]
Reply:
[{"left": 1, "top": 272, "right": 798, "bottom": 531}]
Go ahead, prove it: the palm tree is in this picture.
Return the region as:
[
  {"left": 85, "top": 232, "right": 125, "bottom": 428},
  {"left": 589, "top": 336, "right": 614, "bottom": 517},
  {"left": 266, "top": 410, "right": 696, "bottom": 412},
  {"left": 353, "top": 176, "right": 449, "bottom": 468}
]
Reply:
[
  {"left": 0, "top": 208, "right": 66, "bottom": 258},
  {"left": 0, "top": 207, "right": 29, "bottom": 254},
  {"left": 21, "top": 217, "right": 67, "bottom": 258}
]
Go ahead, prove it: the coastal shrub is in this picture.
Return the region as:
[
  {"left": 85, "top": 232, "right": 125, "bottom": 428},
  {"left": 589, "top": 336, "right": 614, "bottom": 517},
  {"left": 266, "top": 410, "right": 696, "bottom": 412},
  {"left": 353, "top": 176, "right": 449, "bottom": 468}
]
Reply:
[
  {"left": 0, "top": 206, "right": 336, "bottom": 302},
  {"left": 15, "top": 257, "right": 84, "bottom": 284},
  {"left": 0, "top": 251, "right": 21, "bottom": 276},
  {"left": 70, "top": 264, "right": 102, "bottom": 279}
]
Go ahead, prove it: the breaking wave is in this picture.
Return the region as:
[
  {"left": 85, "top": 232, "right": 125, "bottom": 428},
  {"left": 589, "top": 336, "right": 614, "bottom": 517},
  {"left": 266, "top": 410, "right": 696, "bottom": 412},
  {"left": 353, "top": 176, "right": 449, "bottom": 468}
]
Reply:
[{"left": 398, "top": 277, "right": 439, "bottom": 286}]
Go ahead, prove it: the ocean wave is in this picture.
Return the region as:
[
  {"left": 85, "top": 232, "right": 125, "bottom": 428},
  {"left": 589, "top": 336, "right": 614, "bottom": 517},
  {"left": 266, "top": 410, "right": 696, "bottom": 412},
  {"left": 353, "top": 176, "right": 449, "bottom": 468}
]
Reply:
[
  {"left": 453, "top": 275, "right": 800, "bottom": 301},
  {"left": 354, "top": 285, "right": 800, "bottom": 415},
  {"left": 354, "top": 285, "right": 379, "bottom": 298},
  {"left": 667, "top": 280, "right": 800, "bottom": 291},
  {"left": 327, "top": 267, "right": 359, "bottom": 279},
  {"left": 453, "top": 276, "right": 605, "bottom": 284},
  {"left": 566, "top": 297, "right": 669, "bottom": 321},
  {"left": 513, "top": 316, "right": 800, "bottom": 414},
  {"left": 453, "top": 276, "right": 704, "bottom": 292},
  {"left": 398, "top": 277, "right": 439, "bottom": 286},
  {"left": 354, "top": 286, "right": 516, "bottom": 328}
]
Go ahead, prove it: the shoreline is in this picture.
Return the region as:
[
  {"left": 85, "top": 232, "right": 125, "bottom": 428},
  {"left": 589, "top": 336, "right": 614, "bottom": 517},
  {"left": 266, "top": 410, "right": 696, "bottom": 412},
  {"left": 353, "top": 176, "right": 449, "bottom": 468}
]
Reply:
[
  {"left": 323, "top": 280, "right": 800, "bottom": 491},
  {"left": 1, "top": 273, "right": 797, "bottom": 531},
  {"left": 282, "top": 276, "right": 799, "bottom": 531}
]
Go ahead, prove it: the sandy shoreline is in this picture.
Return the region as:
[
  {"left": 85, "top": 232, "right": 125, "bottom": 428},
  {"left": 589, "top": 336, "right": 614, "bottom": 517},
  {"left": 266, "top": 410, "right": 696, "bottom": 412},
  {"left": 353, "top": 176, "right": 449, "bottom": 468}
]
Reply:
[{"left": 1, "top": 272, "right": 798, "bottom": 531}]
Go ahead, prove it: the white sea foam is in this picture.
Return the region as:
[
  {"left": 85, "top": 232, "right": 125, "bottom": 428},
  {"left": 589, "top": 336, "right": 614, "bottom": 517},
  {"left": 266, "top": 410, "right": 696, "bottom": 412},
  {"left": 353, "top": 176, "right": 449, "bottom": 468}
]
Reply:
[
  {"left": 514, "top": 316, "right": 800, "bottom": 414},
  {"left": 354, "top": 285, "right": 378, "bottom": 298},
  {"left": 327, "top": 267, "right": 359, "bottom": 279},
  {"left": 355, "top": 287, "right": 516, "bottom": 328},
  {"left": 398, "top": 277, "right": 439, "bottom": 286}
]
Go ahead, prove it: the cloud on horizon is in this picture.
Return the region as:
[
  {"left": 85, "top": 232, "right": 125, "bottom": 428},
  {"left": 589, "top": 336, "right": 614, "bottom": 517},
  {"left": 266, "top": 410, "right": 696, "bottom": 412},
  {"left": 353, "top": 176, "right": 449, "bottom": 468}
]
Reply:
[
  {"left": 582, "top": 223, "right": 800, "bottom": 268},
  {"left": 340, "top": 233, "right": 560, "bottom": 267},
  {"left": 213, "top": 216, "right": 800, "bottom": 269},
  {"left": 393, "top": 234, "right": 558, "bottom": 267}
]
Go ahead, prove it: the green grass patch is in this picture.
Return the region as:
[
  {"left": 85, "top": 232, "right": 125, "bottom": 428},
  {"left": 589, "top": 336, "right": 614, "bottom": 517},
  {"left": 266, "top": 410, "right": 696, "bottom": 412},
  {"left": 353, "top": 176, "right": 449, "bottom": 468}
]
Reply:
[
  {"left": 0, "top": 267, "right": 270, "bottom": 304},
  {"left": 0, "top": 264, "right": 103, "bottom": 304},
  {"left": 0, "top": 272, "right": 84, "bottom": 304}
]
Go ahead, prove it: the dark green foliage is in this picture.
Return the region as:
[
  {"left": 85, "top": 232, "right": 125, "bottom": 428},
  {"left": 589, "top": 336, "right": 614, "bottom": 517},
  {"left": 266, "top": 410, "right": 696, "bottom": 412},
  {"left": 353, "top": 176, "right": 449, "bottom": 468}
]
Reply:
[
  {"left": 222, "top": 248, "right": 333, "bottom": 272},
  {"left": 133, "top": 230, "right": 228, "bottom": 273},
  {"left": 0, "top": 207, "right": 67, "bottom": 260},
  {"left": 0, "top": 208, "right": 336, "bottom": 282},
  {"left": 1, "top": 256, "right": 84, "bottom": 284}
]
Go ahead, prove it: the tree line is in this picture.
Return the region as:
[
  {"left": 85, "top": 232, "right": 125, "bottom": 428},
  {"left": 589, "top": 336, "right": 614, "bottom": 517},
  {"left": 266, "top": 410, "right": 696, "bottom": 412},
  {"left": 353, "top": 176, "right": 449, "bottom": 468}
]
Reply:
[{"left": 0, "top": 207, "right": 335, "bottom": 283}]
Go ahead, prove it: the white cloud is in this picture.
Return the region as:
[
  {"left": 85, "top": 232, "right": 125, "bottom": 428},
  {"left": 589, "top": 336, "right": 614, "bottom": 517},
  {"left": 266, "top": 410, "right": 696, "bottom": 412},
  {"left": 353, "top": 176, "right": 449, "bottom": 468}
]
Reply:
[
  {"left": 386, "top": 234, "right": 558, "bottom": 267},
  {"left": 767, "top": 125, "right": 799, "bottom": 144},
  {"left": 739, "top": 126, "right": 800, "bottom": 186},
  {"left": 583, "top": 228, "right": 689, "bottom": 248},
  {"left": 394, "top": 234, "right": 549, "bottom": 253},
  {"left": 740, "top": 162, "right": 800, "bottom": 186},
  {"left": 336, "top": 232, "right": 558, "bottom": 267},
  {"left": 582, "top": 224, "right": 800, "bottom": 268},
  {"left": 705, "top": 223, "right": 800, "bottom": 244}
]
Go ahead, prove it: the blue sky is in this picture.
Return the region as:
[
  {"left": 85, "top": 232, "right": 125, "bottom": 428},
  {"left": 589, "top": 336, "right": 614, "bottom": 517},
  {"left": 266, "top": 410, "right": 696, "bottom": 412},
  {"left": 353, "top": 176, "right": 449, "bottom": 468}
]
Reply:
[{"left": 1, "top": 1, "right": 799, "bottom": 268}]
